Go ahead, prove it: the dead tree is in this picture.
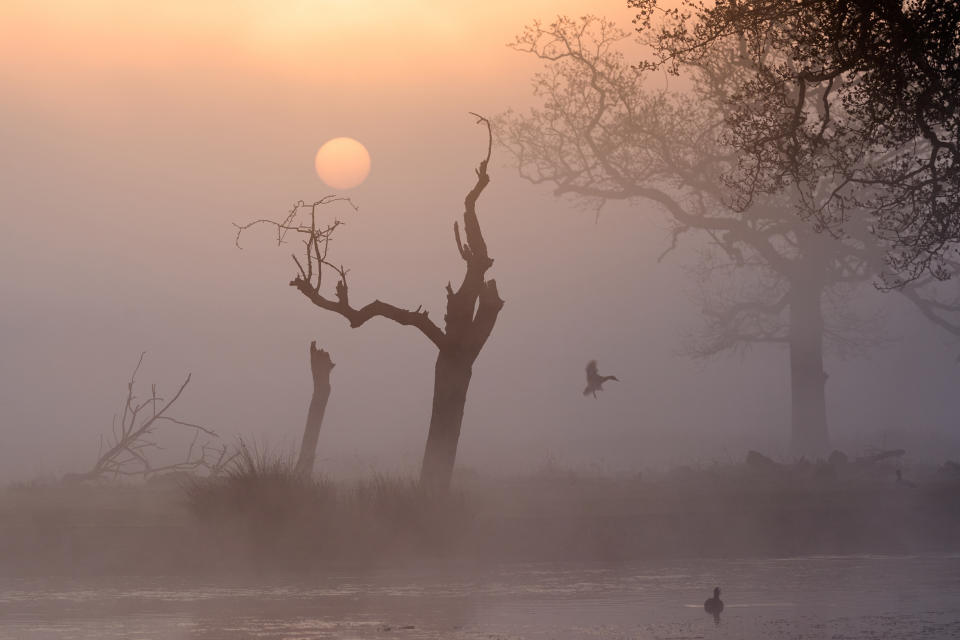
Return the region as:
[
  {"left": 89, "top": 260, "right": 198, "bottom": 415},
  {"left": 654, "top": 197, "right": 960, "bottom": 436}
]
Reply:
[
  {"left": 294, "top": 341, "right": 334, "bottom": 477},
  {"left": 236, "top": 117, "right": 503, "bottom": 490},
  {"left": 72, "top": 353, "right": 225, "bottom": 482}
]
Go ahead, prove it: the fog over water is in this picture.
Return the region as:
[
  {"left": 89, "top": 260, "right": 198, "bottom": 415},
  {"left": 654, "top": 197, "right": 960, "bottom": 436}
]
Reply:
[{"left": 2, "top": 0, "right": 960, "bottom": 484}]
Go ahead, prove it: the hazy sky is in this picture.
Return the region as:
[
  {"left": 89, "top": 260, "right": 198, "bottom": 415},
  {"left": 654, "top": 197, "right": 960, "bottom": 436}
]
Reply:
[{"left": 2, "top": 1, "right": 958, "bottom": 482}]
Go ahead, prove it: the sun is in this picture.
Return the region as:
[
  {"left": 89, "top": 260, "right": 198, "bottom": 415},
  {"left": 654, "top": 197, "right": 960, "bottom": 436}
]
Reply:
[{"left": 314, "top": 137, "right": 371, "bottom": 190}]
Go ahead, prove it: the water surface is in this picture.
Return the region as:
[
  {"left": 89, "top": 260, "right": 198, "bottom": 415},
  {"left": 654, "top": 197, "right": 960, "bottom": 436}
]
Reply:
[{"left": 2, "top": 555, "right": 958, "bottom": 639}]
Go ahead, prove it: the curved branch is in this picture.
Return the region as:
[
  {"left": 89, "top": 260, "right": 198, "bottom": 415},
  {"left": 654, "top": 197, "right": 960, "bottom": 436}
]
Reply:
[
  {"left": 899, "top": 284, "right": 960, "bottom": 339},
  {"left": 291, "top": 276, "right": 445, "bottom": 348},
  {"left": 462, "top": 113, "right": 493, "bottom": 265}
]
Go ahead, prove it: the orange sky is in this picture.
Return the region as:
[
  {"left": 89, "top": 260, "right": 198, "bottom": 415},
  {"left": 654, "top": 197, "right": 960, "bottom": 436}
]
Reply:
[{"left": 1, "top": 1, "right": 631, "bottom": 89}]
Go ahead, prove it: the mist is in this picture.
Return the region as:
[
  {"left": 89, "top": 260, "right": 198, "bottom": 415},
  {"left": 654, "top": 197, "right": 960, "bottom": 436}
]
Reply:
[
  {"left": 3, "top": 2, "right": 958, "bottom": 483},
  {"left": 2, "top": 2, "right": 960, "bottom": 639}
]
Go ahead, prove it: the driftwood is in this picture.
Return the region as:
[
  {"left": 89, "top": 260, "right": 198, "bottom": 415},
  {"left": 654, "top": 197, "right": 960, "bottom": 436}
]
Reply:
[
  {"left": 856, "top": 449, "right": 906, "bottom": 465},
  {"left": 745, "top": 450, "right": 781, "bottom": 472},
  {"left": 828, "top": 450, "right": 849, "bottom": 466},
  {"left": 66, "top": 353, "right": 233, "bottom": 483}
]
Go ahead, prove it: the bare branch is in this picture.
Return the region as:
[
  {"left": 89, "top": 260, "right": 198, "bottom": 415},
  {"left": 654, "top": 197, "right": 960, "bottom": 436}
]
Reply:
[
  {"left": 237, "top": 196, "right": 446, "bottom": 348},
  {"left": 73, "top": 354, "right": 224, "bottom": 482},
  {"left": 899, "top": 281, "right": 960, "bottom": 340},
  {"left": 155, "top": 416, "right": 218, "bottom": 437},
  {"left": 290, "top": 277, "right": 446, "bottom": 348}
]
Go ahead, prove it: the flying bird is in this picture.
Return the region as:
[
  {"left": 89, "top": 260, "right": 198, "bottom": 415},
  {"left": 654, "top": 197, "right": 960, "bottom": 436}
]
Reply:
[{"left": 583, "top": 360, "right": 618, "bottom": 398}]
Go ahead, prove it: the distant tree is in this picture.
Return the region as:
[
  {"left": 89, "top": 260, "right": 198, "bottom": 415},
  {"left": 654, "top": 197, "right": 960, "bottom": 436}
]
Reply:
[
  {"left": 294, "top": 341, "right": 334, "bottom": 478},
  {"left": 500, "top": 16, "right": 956, "bottom": 456},
  {"left": 237, "top": 118, "right": 503, "bottom": 490},
  {"left": 630, "top": 0, "right": 960, "bottom": 285}
]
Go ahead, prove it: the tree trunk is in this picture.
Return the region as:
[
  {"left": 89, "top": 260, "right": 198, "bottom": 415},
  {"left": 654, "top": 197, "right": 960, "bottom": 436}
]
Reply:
[
  {"left": 419, "top": 349, "right": 474, "bottom": 489},
  {"left": 295, "top": 342, "right": 334, "bottom": 477},
  {"left": 275, "top": 118, "right": 502, "bottom": 492},
  {"left": 788, "top": 279, "right": 829, "bottom": 458}
]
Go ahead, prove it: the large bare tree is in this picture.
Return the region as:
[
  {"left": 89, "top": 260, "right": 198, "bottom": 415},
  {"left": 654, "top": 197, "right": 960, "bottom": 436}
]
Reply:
[
  {"left": 238, "top": 118, "right": 503, "bottom": 489},
  {"left": 499, "top": 16, "right": 954, "bottom": 456}
]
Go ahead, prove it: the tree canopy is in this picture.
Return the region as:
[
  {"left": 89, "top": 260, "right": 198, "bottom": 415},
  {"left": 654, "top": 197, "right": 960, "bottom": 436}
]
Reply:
[
  {"left": 631, "top": 0, "right": 960, "bottom": 285},
  {"left": 500, "top": 13, "right": 960, "bottom": 454}
]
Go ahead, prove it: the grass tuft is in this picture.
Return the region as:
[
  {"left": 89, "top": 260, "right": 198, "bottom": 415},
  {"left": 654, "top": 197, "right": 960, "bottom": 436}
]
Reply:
[{"left": 181, "top": 445, "right": 471, "bottom": 568}]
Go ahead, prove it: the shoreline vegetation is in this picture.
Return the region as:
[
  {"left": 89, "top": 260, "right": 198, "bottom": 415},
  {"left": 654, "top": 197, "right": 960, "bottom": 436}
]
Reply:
[{"left": 2, "top": 451, "right": 959, "bottom": 577}]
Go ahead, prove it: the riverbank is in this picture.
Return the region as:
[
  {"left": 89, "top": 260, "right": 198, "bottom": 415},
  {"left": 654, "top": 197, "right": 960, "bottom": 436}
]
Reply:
[{"left": 2, "top": 457, "right": 959, "bottom": 576}]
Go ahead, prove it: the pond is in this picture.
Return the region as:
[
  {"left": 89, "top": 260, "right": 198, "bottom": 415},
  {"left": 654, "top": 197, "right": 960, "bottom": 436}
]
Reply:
[{"left": 2, "top": 554, "right": 958, "bottom": 639}]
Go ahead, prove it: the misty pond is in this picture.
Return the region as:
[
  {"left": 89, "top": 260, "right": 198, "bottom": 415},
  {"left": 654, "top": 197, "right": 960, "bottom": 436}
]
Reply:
[
  {"left": 5, "top": 1, "right": 960, "bottom": 639},
  {"left": 2, "top": 555, "right": 959, "bottom": 639}
]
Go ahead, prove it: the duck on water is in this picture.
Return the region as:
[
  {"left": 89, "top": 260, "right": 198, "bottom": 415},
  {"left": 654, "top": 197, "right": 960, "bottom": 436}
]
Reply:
[{"left": 704, "top": 587, "right": 724, "bottom": 623}]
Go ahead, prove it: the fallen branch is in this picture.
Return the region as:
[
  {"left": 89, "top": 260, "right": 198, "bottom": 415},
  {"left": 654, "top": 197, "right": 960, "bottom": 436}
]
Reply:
[{"left": 68, "top": 353, "right": 226, "bottom": 482}]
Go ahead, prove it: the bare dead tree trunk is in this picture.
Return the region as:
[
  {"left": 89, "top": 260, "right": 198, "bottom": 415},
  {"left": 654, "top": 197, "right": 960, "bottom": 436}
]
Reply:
[
  {"left": 788, "top": 274, "right": 829, "bottom": 458},
  {"left": 420, "top": 350, "right": 474, "bottom": 489},
  {"left": 295, "top": 341, "right": 334, "bottom": 477},
  {"left": 418, "top": 119, "right": 504, "bottom": 490},
  {"left": 237, "top": 115, "right": 503, "bottom": 493}
]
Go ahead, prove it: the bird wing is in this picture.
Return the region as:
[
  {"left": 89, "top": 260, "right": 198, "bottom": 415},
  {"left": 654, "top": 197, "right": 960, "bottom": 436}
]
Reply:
[{"left": 586, "top": 360, "right": 598, "bottom": 377}]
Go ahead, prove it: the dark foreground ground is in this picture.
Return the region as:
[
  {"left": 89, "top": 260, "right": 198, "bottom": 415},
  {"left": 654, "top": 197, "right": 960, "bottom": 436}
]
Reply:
[{"left": 2, "top": 456, "right": 959, "bottom": 576}]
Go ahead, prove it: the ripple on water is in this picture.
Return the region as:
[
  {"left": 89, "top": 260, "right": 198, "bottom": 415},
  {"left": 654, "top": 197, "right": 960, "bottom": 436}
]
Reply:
[{"left": 1, "top": 555, "right": 959, "bottom": 639}]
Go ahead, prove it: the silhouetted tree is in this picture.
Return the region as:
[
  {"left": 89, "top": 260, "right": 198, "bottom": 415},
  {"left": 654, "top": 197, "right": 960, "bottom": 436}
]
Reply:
[
  {"left": 631, "top": 0, "right": 960, "bottom": 285},
  {"left": 237, "top": 118, "right": 503, "bottom": 490},
  {"left": 294, "top": 341, "right": 334, "bottom": 477},
  {"left": 500, "top": 16, "right": 954, "bottom": 456}
]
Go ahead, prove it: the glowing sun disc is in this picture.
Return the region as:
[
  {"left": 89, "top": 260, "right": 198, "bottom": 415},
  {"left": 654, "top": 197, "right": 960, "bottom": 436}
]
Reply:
[{"left": 314, "top": 137, "right": 371, "bottom": 189}]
